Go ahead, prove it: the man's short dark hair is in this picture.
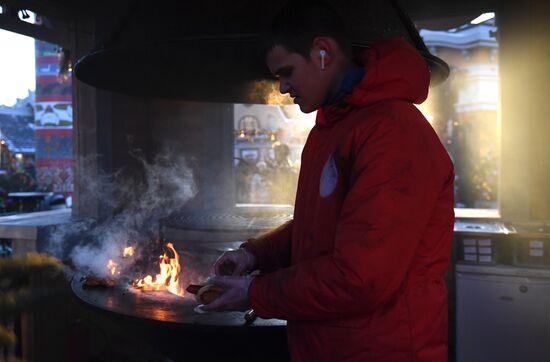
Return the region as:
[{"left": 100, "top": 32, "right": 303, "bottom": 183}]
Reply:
[{"left": 261, "top": 0, "right": 352, "bottom": 60}]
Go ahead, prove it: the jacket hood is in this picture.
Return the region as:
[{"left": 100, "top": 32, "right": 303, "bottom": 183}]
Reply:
[{"left": 317, "top": 37, "right": 430, "bottom": 126}]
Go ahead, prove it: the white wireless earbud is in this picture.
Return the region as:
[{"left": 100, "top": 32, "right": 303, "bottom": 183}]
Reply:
[{"left": 320, "top": 49, "right": 326, "bottom": 70}]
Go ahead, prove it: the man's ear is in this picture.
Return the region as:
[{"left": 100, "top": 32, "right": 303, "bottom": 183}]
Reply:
[{"left": 310, "top": 37, "right": 336, "bottom": 69}]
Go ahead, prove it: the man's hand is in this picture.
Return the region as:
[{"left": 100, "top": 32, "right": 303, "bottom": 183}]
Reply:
[
  {"left": 196, "top": 275, "right": 255, "bottom": 313},
  {"left": 214, "top": 248, "right": 257, "bottom": 276}
]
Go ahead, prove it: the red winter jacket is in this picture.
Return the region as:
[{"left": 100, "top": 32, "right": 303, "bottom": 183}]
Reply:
[{"left": 244, "top": 37, "right": 455, "bottom": 362}]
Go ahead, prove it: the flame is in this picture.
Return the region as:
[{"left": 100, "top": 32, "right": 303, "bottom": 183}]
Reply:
[
  {"left": 107, "top": 259, "right": 118, "bottom": 275},
  {"left": 133, "top": 243, "right": 184, "bottom": 297},
  {"left": 246, "top": 80, "right": 293, "bottom": 105},
  {"left": 123, "top": 246, "right": 134, "bottom": 257}
]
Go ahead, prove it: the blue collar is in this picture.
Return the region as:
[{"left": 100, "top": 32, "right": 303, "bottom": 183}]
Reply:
[{"left": 326, "top": 66, "right": 365, "bottom": 105}]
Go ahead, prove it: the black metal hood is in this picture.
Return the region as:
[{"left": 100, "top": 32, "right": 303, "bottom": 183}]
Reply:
[{"left": 74, "top": 0, "right": 450, "bottom": 104}]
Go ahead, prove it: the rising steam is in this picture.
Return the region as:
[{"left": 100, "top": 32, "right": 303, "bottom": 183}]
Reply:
[
  {"left": 47, "top": 147, "right": 197, "bottom": 279},
  {"left": 246, "top": 80, "right": 293, "bottom": 105}
]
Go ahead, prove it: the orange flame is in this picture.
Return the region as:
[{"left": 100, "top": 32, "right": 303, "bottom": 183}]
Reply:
[
  {"left": 123, "top": 246, "right": 134, "bottom": 257},
  {"left": 107, "top": 259, "right": 118, "bottom": 275},
  {"left": 133, "top": 243, "right": 184, "bottom": 297},
  {"left": 246, "top": 80, "right": 293, "bottom": 105}
]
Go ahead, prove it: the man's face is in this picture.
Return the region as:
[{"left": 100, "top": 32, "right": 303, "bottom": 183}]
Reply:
[{"left": 266, "top": 45, "right": 328, "bottom": 113}]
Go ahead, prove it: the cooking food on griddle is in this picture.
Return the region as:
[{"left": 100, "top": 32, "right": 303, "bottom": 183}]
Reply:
[
  {"left": 186, "top": 284, "right": 202, "bottom": 294},
  {"left": 186, "top": 283, "right": 224, "bottom": 304},
  {"left": 81, "top": 275, "right": 115, "bottom": 288}
]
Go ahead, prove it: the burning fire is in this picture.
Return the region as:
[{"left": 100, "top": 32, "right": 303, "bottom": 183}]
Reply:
[
  {"left": 107, "top": 259, "right": 118, "bottom": 275},
  {"left": 133, "top": 243, "right": 184, "bottom": 297},
  {"left": 106, "top": 246, "right": 134, "bottom": 276},
  {"left": 123, "top": 246, "right": 134, "bottom": 257},
  {"left": 247, "top": 80, "right": 293, "bottom": 105},
  {"left": 104, "top": 243, "right": 184, "bottom": 297}
]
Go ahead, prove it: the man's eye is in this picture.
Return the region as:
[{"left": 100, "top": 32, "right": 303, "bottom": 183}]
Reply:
[{"left": 278, "top": 68, "right": 293, "bottom": 78}]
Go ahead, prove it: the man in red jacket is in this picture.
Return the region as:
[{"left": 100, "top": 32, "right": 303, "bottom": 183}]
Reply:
[{"left": 199, "top": 2, "right": 455, "bottom": 361}]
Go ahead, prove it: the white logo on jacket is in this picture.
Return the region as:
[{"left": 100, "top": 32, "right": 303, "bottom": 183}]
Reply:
[{"left": 320, "top": 153, "right": 339, "bottom": 197}]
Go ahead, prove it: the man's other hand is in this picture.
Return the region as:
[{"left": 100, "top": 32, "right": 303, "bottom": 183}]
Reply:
[
  {"left": 214, "top": 248, "right": 257, "bottom": 276},
  {"left": 196, "top": 275, "right": 254, "bottom": 313}
]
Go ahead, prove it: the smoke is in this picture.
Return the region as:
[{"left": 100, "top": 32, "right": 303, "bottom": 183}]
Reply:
[
  {"left": 246, "top": 80, "right": 293, "bottom": 105},
  {"left": 47, "top": 146, "right": 197, "bottom": 279}
]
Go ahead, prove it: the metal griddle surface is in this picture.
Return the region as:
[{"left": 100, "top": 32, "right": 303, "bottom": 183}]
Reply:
[
  {"left": 72, "top": 276, "right": 285, "bottom": 329},
  {"left": 164, "top": 210, "right": 292, "bottom": 232}
]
